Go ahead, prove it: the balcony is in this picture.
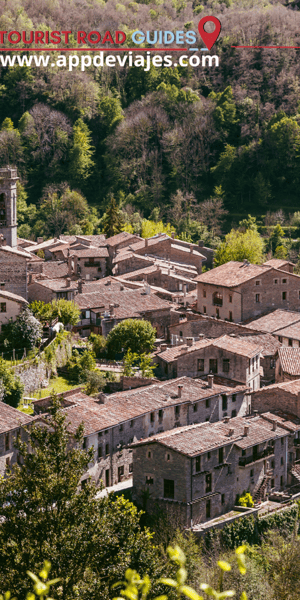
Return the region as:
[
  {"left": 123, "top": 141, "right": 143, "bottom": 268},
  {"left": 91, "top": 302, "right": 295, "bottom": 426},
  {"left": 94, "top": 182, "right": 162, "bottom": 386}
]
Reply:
[
  {"left": 213, "top": 293, "right": 223, "bottom": 307},
  {"left": 239, "top": 446, "right": 274, "bottom": 467},
  {"left": 294, "top": 438, "right": 300, "bottom": 446},
  {"left": 84, "top": 261, "right": 101, "bottom": 267}
]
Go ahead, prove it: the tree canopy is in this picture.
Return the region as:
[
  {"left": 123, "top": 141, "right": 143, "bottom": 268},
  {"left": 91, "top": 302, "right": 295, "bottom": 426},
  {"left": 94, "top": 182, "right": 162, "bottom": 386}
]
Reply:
[{"left": 107, "top": 319, "right": 156, "bottom": 356}]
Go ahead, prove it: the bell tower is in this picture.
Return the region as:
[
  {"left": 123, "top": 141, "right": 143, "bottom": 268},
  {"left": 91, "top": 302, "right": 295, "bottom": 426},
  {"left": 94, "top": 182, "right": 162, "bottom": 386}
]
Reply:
[{"left": 0, "top": 167, "right": 18, "bottom": 248}]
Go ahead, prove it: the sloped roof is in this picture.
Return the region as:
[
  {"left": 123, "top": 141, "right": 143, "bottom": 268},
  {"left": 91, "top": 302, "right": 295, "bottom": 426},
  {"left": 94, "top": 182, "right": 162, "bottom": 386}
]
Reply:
[
  {"left": 246, "top": 309, "right": 300, "bottom": 333},
  {"left": 69, "top": 247, "right": 109, "bottom": 258},
  {"left": 0, "top": 290, "right": 28, "bottom": 304},
  {"left": 0, "top": 401, "right": 33, "bottom": 434},
  {"left": 275, "top": 322, "right": 300, "bottom": 342},
  {"left": 75, "top": 287, "right": 172, "bottom": 316},
  {"left": 278, "top": 347, "right": 300, "bottom": 376},
  {"left": 195, "top": 261, "right": 271, "bottom": 287},
  {"left": 157, "top": 334, "right": 261, "bottom": 363}
]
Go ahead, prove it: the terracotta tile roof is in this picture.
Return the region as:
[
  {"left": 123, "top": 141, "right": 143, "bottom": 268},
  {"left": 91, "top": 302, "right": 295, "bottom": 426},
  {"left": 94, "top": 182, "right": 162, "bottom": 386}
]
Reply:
[
  {"left": 158, "top": 334, "right": 261, "bottom": 363},
  {"left": 69, "top": 247, "right": 109, "bottom": 258},
  {"left": 41, "top": 261, "right": 69, "bottom": 279},
  {"left": 31, "top": 278, "right": 77, "bottom": 291},
  {"left": 61, "top": 377, "right": 248, "bottom": 434},
  {"left": 236, "top": 333, "right": 281, "bottom": 357},
  {"left": 278, "top": 347, "right": 300, "bottom": 375},
  {"left": 18, "top": 238, "right": 37, "bottom": 247},
  {"left": 118, "top": 266, "right": 159, "bottom": 279},
  {"left": 260, "top": 411, "right": 300, "bottom": 432},
  {"left": 113, "top": 251, "right": 150, "bottom": 264},
  {"left": 28, "top": 239, "right": 67, "bottom": 252},
  {"left": 128, "top": 235, "right": 169, "bottom": 252},
  {"left": 246, "top": 309, "right": 300, "bottom": 333},
  {"left": 195, "top": 261, "right": 271, "bottom": 287},
  {"left": 75, "top": 288, "right": 172, "bottom": 316},
  {"left": 252, "top": 378, "right": 300, "bottom": 395},
  {"left": 275, "top": 322, "right": 300, "bottom": 341},
  {"left": 104, "top": 232, "right": 140, "bottom": 247},
  {"left": 59, "top": 234, "right": 106, "bottom": 246},
  {"left": 132, "top": 414, "right": 288, "bottom": 455},
  {"left": 0, "top": 290, "right": 28, "bottom": 304},
  {"left": 0, "top": 245, "right": 32, "bottom": 259},
  {"left": 263, "top": 259, "right": 293, "bottom": 268},
  {"left": 0, "top": 401, "right": 33, "bottom": 434}
]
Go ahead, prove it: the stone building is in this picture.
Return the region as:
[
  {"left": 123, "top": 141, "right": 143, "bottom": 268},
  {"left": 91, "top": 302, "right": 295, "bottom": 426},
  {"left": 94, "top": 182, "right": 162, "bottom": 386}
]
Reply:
[
  {"left": 0, "top": 244, "right": 32, "bottom": 299},
  {"left": 68, "top": 246, "right": 108, "bottom": 280},
  {"left": 252, "top": 379, "right": 300, "bottom": 417},
  {"left": 28, "top": 277, "right": 78, "bottom": 303},
  {"left": 155, "top": 335, "right": 261, "bottom": 390},
  {"left": 0, "top": 290, "right": 28, "bottom": 333},
  {"left": 33, "top": 377, "right": 249, "bottom": 488},
  {"left": 132, "top": 413, "right": 293, "bottom": 526},
  {"left": 118, "top": 265, "right": 196, "bottom": 294},
  {"left": 0, "top": 167, "right": 18, "bottom": 248},
  {"left": 0, "top": 401, "right": 34, "bottom": 476},
  {"left": 195, "top": 261, "right": 300, "bottom": 323},
  {"left": 275, "top": 347, "right": 300, "bottom": 382}
]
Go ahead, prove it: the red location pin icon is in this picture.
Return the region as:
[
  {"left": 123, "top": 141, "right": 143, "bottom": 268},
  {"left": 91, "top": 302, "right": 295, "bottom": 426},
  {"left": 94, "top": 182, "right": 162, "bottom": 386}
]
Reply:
[{"left": 198, "top": 16, "right": 221, "bottom": 50}]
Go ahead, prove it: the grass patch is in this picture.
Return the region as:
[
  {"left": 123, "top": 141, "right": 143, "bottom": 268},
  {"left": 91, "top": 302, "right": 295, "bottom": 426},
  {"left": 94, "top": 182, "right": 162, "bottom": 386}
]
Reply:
[{"left": 31, "top": 376, "right": 80, "bottom": 399}]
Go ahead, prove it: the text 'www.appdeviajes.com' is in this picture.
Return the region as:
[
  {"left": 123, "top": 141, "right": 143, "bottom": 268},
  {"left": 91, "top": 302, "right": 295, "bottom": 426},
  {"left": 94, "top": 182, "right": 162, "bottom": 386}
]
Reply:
[{"left": 0, "top": 52, "right": 219, "bottom": 71}]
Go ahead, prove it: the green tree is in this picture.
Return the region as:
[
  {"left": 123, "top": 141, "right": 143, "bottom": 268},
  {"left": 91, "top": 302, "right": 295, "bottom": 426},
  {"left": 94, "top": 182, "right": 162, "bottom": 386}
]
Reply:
[
  {"left": 50, "top": 299, "right": 80, "bottom": 327},
  {"left": 1, "top": 307, "right": 42, "bottom": 351},
  {"left": 84, "top": 370, "right": 106, "bottom": 395},
  {"left": 68, "top": 118, "right": 95, "bottom": 184},
  {"left": 0, "top": 396, "right": 161, "bottom": 600},
  {"left": 139, "top": 353, "right": 155, "bottom": 378},
  {"left": 101, "top": 196, "right": 124, "bottom": 238},
  {"left": 0, "top": 358, "right": 24, "bottom": 408},
  {"left": 123, "top": 349, "right": 139, "bottom": 376},
  {"left": 29, "top": 301, "right": 53, "bottom": 325},
  {"left": 89, "top": 332, "right": 107, "bottom": 357},
  {"left": 268, "top": 224, "right": 285, "bottom": 254},
  {"left": 214, "top": 228, "right": 265, "bottom": 266},
  {"left": 107, "top": 319, "right": 156, "bottom": 357}
]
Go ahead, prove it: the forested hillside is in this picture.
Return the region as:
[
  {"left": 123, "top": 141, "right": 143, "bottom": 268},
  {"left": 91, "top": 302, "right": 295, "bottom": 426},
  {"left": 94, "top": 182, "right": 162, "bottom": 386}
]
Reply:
[{"left": 2, "top": 0, "right": 300, "bottom": 240}]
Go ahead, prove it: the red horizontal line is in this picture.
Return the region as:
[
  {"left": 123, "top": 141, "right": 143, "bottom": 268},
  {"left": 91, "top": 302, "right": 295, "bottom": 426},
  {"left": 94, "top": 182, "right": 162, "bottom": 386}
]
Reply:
[
  {"left": 0, "top": 47, "right": 187, "bottom": 52},
  {"left": 232, "top": 45, "right": 300, "bottom": 48}
]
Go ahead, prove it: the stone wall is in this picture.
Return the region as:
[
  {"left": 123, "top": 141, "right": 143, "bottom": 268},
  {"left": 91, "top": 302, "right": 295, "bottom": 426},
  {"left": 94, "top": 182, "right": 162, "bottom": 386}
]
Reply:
[
  {"left": 14, "top": 360, "right": 48, "bottom": 395},
  {"left": 0, "top": 250, "right": 27, "bottom": 299}
]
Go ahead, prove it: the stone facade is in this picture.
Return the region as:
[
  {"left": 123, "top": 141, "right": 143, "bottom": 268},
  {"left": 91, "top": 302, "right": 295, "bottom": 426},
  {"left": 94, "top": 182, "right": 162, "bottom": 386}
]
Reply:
[
  {"left": 0, "top": 402, "right": 33, "bottom": 477},
  {"left": 0, "top": 167, "right": 18, "bottom": 248},
  {"left": 132, "top": 414, "right": 291, "bottom": 526},
  {"left": 0, "top": 291, "right": 27, "bottom": 333},
  {"left": 252, "top": 380, "right": 300, "bottom": 418},
  {"left": 0, "top": 247, "right": 29, "bottom": 299}
]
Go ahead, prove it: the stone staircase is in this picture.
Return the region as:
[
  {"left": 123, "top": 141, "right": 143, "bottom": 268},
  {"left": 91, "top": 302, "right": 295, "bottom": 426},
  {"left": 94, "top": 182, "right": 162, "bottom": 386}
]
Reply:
[
  {"left": 290, "top": 463, "right": 300, "bottom": 483},
  {"left": 253, "top": 473, "right": 271, "bottom": 504}
]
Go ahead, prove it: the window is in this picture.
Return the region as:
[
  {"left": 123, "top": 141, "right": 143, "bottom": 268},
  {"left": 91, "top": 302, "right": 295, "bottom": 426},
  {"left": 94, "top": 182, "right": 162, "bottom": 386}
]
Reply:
[
  {"left": 281, "top": 457, "right": 284, "bottom": 465},
  {"left": 270, "top": 359, "right": 276, "bottom": 369},
  {"left": 164, "top": 479, "right": 174, "bottom": 499},
  {"left": 223, "top": 359, "right": 230, "bottom": 373},
  {"left": 118, "top": 466, "right": 124, "bottom": 482},
  {"left": 206, "top": 416, "right": 210, "bottom": 422},
  {"left": 282, "top": 278, "right": 287, "bottom": 284},
  {"left": 98, "top": 431, "right": 102, "bottom": 437},
  {"left": 229, "top": 295, "right": 232, "bottom": 303},
  {"left": 222, "top": 395, "right": 227, "bottom": 411},
  {"left": 175, "top": 406, "right": 180, "bottom": 417},
  {"left": 203, "top": 289, "right": 206, "bottom": 298},
  {"left": 193, "top": 404, "right": 197, "bottom": 412},
  {"left": 0, "top": 302, "right": 6, "bottom": 313},
  {"left": 207, "top": 452, "right": 211, "bottom": 459},
  {"left": 105, "top": 470, "right": 110, "bottom": 487},
  {"left": 5, "top": 433, "right": 9, "bottom": 451},
  {"left": 274, "top": 279, "right": 278, "bottom": 284},
  {"left": 229, "top": 311, "right": 233, "bottom": 322},
  {"left": 147, "top": 451, "right": 152, "bottom": 459},
  {"left": 255, "top": 280, "right": 260, "bottom": 286},
  {"left": 146, "top": 476, "right": 153, "bottom": 485},
  {"left": 205, "top": 473, "right": 212, "bottom": 492},
  {"left": 206, "top": 398, "right": 210, "bottom": 408},
  {"left": 198, "top": 358, "right": 204, "bottom": 372},
  {"left": 289, "top": 338, "right": 293, "bottom": 347},
  {"left": 119, "top": 424, "right": 123, "bottom": 432},
  {"left": 242, "top": 449, "right": 246, "bottom": 456},
  {"left": 104, "top": 430, "right": 108, "bottom": 435},
  {"left": 219, "top": 447, "right": 223, "bottom": 464},
  {"left": 278, "top": 336, "right": 282, "bottom": 342},
  {"left": 166, "top": 453, "right": 170, "bottom": 461},
  {"left": 271, "top": 460, "right": 275, "bottom": 469},
  {"left": 179, "top": 331, "right": 183, "bottom": 337},
  {"left": 196, "top": 456, "right": 201, "bottom": 472},
  {"left": 98, "top": 446, "right": 102, "bottom": 459},
  {"left": 282, "top": 292, "right": 287, "bottom": 300},
  {"left": 203, "top": 306, "right": 206, "bottom": 314},
  {"left": 0, "top": 282, "right": 5, "bottom": 288},
  {"left": 213, "top": 292, "right": 223, "bottom": 306},
  {"left": 232, "top": 394, "right": 236, "bottom": 402},
  {"left": 231, "top": 409, "right": 236, "bottom": 418},
  {"left": 209, "top": 359, "right": 218, "bottom": 374},
  {"left": 105, "top": 443, "right": 109, "bottom": 455},
  {"left": 281, "top": 437, "right": 284, "bottom": 446},
  {"left": 271, "top": 478, "right": 275, "bottom": 488},
  {"left": 280, "top": 475, "right": 283, "bottom": 487},
  {"left": 150, "top": 412, "right": 155, "bottom": 423},
  {"left": 129, "top": 463, "right": 133, "bottom": 473},
  {"left": 206, "top": 499, "right": 211, "bottom": 518},
  {"left": 130, "top": 420, "right": 134, "bottom": 427},
  {"left": 250, "top": 469, "right": 254, "bottom": 477},
  {"left": 6, "top": 457, "right": 10, "bottom": 467},
  {"left": 255, "top": 294, "right": 260, "bottom": 303},
  {"left": 159, "top": 409, "right": 163, "bottom": 421}
]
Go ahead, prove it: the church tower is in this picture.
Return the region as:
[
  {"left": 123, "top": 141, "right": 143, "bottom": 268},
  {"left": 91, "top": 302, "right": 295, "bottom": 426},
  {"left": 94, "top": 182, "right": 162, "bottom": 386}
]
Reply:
[{"left": 0, "top": 167, "right": 18, "bottom": 248}]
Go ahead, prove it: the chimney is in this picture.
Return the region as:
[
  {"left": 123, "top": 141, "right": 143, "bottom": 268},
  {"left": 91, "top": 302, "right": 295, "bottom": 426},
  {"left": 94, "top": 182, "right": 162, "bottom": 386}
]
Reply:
[
  {"left": 160, "top": 343, "right": 167, "bottom": 352},
  {"left": 207, "top": 374, "right": 214, "bottom": 388},
  {"left": 171, "top": 231, "right": 175, "bottom": 239},
  {"left": 190, "top": 245, "right": 194, "bottom": 254},
  {"left": 66, "top": 277, "right": 71, "bottom": 287},
  {"left": 228, "top": 427, "right": 234, "bottom": 436},
  {"left": 120, "top": 285, "right": 124, "bottom": 290},
  {"left": 109, "top": 303, "right": 115, "bottom": 316},
  {"left": 244, "top": 425, "right": 249, "bottom": 436},
  {"left": 178, "top": 384, "right": 183, "bottom": 398},
  {"left": 199, "top": 333, "right": 205, "bottom": 339},
  {"left": 37, "top": 237, "right": 43, "bottom": 244},
  {"left": 224, "top": 416, "right": 230, "bottom": 423},
  {"left": 198, "top": 240, "right": 204, "bottom": 247},
  {"left": 272, "top": 421, "right": 277, "bottom": 431},
  {"left": 253, "top": 409, "right": 258, "bottom": 416},
  {"left": 145, "top": 238, "right": 149, "bottom": 248},
  {"left": 78, "top": 279, "right": 84, "bottom": 294},
  {"left": 186, "top": 337, "right": 194, "bottom": 347},
  {"left": 180, "top": 345, "right": 188, "bottom": 353}
]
